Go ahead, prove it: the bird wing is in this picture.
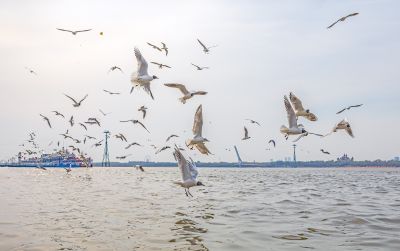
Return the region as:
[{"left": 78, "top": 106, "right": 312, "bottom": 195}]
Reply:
[
  {"left": 166, "top": 134, "right": 178, "bottom": 142},
  {"left": 191, "top": 63, "right": 200, "bottom": 69},
  {"left": 75, "top": 29, "right": 92, "bottom": 33},
  {"left": 136, "top": 121, "right": 150, "bottom": 133},
  {"left": 327, "top": 19, "right": 340, "bottom": 29},
  {"left": 292, "top": 133, "right": 306, "bottom": 142},
  {"left": 284, "top": 96, "right": 297, "bottom": 128},
  {"left": 192, "top": 105, "right": 203, "bottom": 137},
  {"left": 192, "top": 91, "right": 207, "bottom": 96},
  {"left": 64, "top": 94, "right": 78, "bottom": 105},
  {"left": 336, "top": 108, "right": 346, "bottom": 114},
  {"left": 150, "top": 62, "right": 161, "bottom": 66},
  {"left": 346, "top": 125, "right": 354, "bottom": 138},
  {"left": 306, "top": 113, "right": 318, "bottom": 122},
  {"left": 57, "top": 28, "right": 73, "bottom": 33},
  {"left": 244, "top": 127, "right": 248, "bottom": 138},
  {"left": 79, "top": 94, "right": 88, "bottom": 104},
  {"left": 134, "top": 48, "right": 149, "bottom": 76},
  {"left": 289, "top": 92, "right": 305, "bottom": 112},
  {"left": 164, "top": 83, "right": 189, "bottom": 95},
  {"left": 142, "top": 109, "right": 146, "bottom": 119},
  {"left": 197, "top": 39, "right": 207, "bottom": 50},
  {"left": 349, "top": 104, "right": 363, "bottom": 109},
  {"left": 174, "top": 147, "right": 193, "bottom": 182},
  {"left": 268, "top": 140, "right": 276, "bottom": 147},
  {"left": 46, "top": 118, "right": 52, "bottom": 128},
  {"left": 147, "top": 42, "right": 161, "bottom": 51},
  {"left": 195, "top": 142, "right": 211, "bottom": 155},
  {"left": 142, "top": 83, "right": 154, "bottom": 100}
]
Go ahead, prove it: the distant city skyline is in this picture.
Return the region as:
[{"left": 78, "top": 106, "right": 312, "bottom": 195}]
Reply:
[{"left": 1, "top": 0, "right": 400, "bottom": 162}]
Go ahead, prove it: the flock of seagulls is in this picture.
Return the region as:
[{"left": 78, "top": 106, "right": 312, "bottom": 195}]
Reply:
[{"left": 20, "top": 11, "right": 364, "bottom": 196}]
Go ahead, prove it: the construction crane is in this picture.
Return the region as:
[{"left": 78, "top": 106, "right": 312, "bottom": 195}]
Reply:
[{"left": 234, "top": 145, "right": 243, "bottom": 168}]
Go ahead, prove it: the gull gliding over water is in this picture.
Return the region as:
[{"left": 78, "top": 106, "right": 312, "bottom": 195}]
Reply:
[
  {"left": 131, "top": 48, "right": 158, "bottom": 100},
  {"left": 173, "top": 145, "right": 204, "bottom": 197},
  {"left": 186, "top": 105, "right": 211, "bottom": 155},
  {"left": 289, "top": 92, "right": 317, "bottom": 121},
  {"left": 164, "top": 83, "right": 207, "bottom": 104}
]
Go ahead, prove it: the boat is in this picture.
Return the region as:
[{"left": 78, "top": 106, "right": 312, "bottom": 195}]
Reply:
[{"left": 0, "top": 149, "right": 92, "bottom": 168}]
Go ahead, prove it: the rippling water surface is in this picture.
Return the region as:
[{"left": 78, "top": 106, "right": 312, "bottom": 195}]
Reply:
[{"left": 1, "top": 167, "right": 400, "bottom": 251}]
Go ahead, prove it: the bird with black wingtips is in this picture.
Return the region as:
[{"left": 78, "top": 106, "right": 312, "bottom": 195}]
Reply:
[
  {"left": 39, "top": 114, "right": 52, "bottom": 128},
  {"left": 321, "top": 149, "right": 330, "bottom": 154},
  {"left": 131, "top": 48, "right": 158, "bottom": 100},
  {"left": 336, "top": 104, "right": 363, "bottom": 114},
  {"left": 147, "top": 42, "right": 162, "bottom": 51},
  {"left": 79, "top": 123, "right": 87, "bottom": 131},
  {"left": 161, "top": 42, "right": 168, "bottom": 56},
  {"left": 120, "top": 119, "right": 150, "bottom": 133},
  {"left": 268, "top": 139, "right": 276, "bottom": 148},
  {"left": 289, "top": 92, "right": 317, "bottom": 121},
  {"left": 166, "top": 134, "right": 179, "bottom": 142},
  {"left": 327, "top": 13, "right": 359, "bottom": 29},
  {"left": 197, "top": 39, "right": 217, "bottom": 54},
  {"left": 125, "top": 142, "right": 142, "bottom": 149},
  {"left": 103, "top": 89, "right": 121, "bottom": 95},
  {"left": 191, "top": 63, "right": 209, "bottom": 71},
  {"left": 138, "top": 106, "right": 147, "bottom": 119},
  {"left": 325, "top": 119, "right": 354, "bottom": 138},
  {"left": 150, "top": 62, "right": 171, "bottom": 69},
  {"left": 186, "top": 105, "right": 211, "bottom": 155},
  {"left": 164, "top": 83, "right": 207, "bottom": 104},
  {"left": 246, "top": 119, "right": 261, "bottom": 126},
  {"left": 156, "top": 146, "right": 171, "bottom": 154},
  {"left": 64, "top": 94, "right": 88, "bottom": 107},
  {"left": 52, "top": 111, "right": 65, "bottom": 118}
]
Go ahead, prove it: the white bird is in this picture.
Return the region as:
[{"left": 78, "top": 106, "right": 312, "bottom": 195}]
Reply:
[
  {"left": 242, "top": 127, "right": 250, "bottom": 140},
  {"left": 280, "top": 95, "right": 306, "bottom": 140},
  {"left": 289, "top": 92, "right": 317, "bottom": 121},
  {"left": 186, "top": 105, "right": 211, "bottom": 155},
  {"left": 197, "top": 39, "right": 217, "bottom": 54},
  {"left": 56, "top": 28, "right": 92, "bottom": 35},
  {"left": 64, "top": 94, "right": 88, "bottom": 107},
  {"left": 173, "top": 145, "right": 204, "bottom": 197},
  {"left": 164, "top": 83, "right": 207, "bottom": 104},
  {"left": 336, "top": 104, "right": 363, "bottom": 114},
  {"left": 130, "top": 48, "right": 158, "bottom": 100},
  {"left": 191, "top": 63, "right": 209, "bottom": 71},
  {"left": 327, "top": 13, "right": 359, "bottom": 29},
  {"left": 325, "top": 119, "right": 354, "bottom": 138}
]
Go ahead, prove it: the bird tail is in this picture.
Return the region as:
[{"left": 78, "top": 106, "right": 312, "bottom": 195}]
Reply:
[
  {"left": 179, "top": 97, "right": 186, "bottom": 104},
  {"left": 280, "top": 125, "right": 289, "bottom": 134}
]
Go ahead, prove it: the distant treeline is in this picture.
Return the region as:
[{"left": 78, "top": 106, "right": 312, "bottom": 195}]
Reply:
[{"left": 93, "top": 160, "right": 400, "bottom": 168}]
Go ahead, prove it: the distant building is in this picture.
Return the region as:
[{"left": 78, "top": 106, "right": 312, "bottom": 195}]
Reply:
[{"left": 337, "top": 154, "right": 354, "bottom": 162}]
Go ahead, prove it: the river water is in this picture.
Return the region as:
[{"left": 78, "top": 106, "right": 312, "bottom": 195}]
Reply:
[{"left": 0, "top": 167, "right": 399, "bottom": 251}]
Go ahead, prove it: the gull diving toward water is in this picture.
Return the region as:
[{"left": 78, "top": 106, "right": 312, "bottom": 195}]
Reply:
[
  {"left": 321, "top": 149, "right": 330, "bottom": 154},
  {"left": 161, "top": 42, "right": 168, "bottom": 56},
  {"left": 325, "top": 119, "right": 354, "bottom": 138},
  {"left": 336, "top": 104, "right": 363, "bottom": 114},
  {"left": 131, "top": 48, "right": 158, "bottom": 100},
  {"left": 327, "top": 13, "right": 359, "bottom": 29},
  {"left": 289, "top": 92, "right": 317, "bottom": 121},
  {"left": 166, "top": 134, "right": 179, "bottom": 142},
  {"left": 191, "top": 63, "right": 209, "bottom": 71},
  {"left": 280, "top": 95, "right": 307, "bottom": 140},
  {"left": 173, "top": 145, "right": 204, "bottom": 197},
  {"left": 197, "top": 39, "right": 217, "bottom": 54},
  {"left": 138, "top": 106, "right": 147, "bottom": 119},
  {"left": 246, "top": 119, "right": 260, "bottom": 126},
  {"left": 186, "top": 105, "right": 211, "bottom": 155},
  {"left": 103, "top": 89, "right": 120, "bottom": 95},
  {"left": 164, "top": 83, "right": 207, "bottom": 104},
  {"left": 39, "top": 114, "right": 51, "bottom": 128},
  {"left": 120, "top": 119, "right": 150, "bottom": 133},
  {"left": 52, "top": 111, "right": 65, "bottom": 118},
  {"left": 56, "top": 28, "right": 92, "bottom": 35},
  {"left": 242, "top": 127, "right": 250, "bottom": 140},
  {"left": 64, "top": 94, "right": 88, "bottom": 107},
  {"left": 108, "top": 66, "right": 123, "bottom": 73},
  {"left": 150, "top": 62, "right": 171, "bottom": 69}
]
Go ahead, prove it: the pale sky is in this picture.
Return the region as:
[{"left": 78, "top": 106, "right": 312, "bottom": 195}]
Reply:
[{"left": 1, "top": 0, "right": 399, "bottom": 163}]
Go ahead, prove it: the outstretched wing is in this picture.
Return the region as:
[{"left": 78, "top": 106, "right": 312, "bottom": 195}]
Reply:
[
  {"left": 192, "top": 105, "right": 203, "bottom": 137},
  {"left": 134, "top": 48, "right": 149, "bottom": 76},
  {"left": 345, "top": 125, "right": 354, "bottom": 138},
  {"left": 244, "top": 127, "right": 248, "bottom": 138},
  {"left": 56, "top": 28, "right": 73, "bottom": 33},
  {"left": 284, "top": 96, "right": 297, "bottom": 128},
  {"left": 336, "top": 108, "right": 346, "bottom": 114},
  {"left": 195, "top": 142, "right": 211, "bottom": 155},
  {"left": 289, "top": 92, "right": 305, "bottom": 112},
  {"left": 164, "top": 83, "right": 189, "bottom": 95},
  {"left": 192, "top": 91, "right": 207, "bottom": 96},
  {"left": 64, "top": 94, "right": 78, "bottom": 105},
  {"left": 197, "top": 39, "right": 207, "bottom": 50},
  {"left": 173, "top": 146, "right": 193, "bottom": 182},
  {"left": 142, "top": 83, "right": 154, "bottom": 100},
  {"left": 79, "top": 94, "right": 88, "bottom": 104},
  {"left": 75, "top": 29, "right": 92, "bottom": 33}
]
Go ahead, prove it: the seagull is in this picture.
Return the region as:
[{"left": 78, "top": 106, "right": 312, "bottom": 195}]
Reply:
[
  {"left": 191, "top": 63, "right": 209, "bottom": 71},
  {"left": 69, "top": 116, "right": 74, "bottom": 127},
  {"left": 161, "top": 42, "right": 168, "bottom": 56},
  {"left": 52, "top": 111, "right": 65, "bottom": 118},
  {"left": 166, "top": 134, "right": 179, "bottom": 142},
  {"left": 246, "top": 119, "right": 260, "bottom": 126},
  {"left": 147, "top": 42, "right": 162, "bottom": 51},
  {"left": 150, "top": 62, "right": 171, "bottom": 69},
  {"left": 131, "top": 48, "right": 158, "bottom": 100},
  {"left": 289, "top": 92, "right": 317, "bottom": 121},
  {"left": 114, "top": 133, "right": 128, "bottom": 142},
  {"left": 125, "top": 142, "right": 142, "bottom": 149},
  {"left": 56, "top": 28, "right": 92, "bottom": 35},
  {"left": 186, "top": 105, "right": 211, "bottom": 155},
  {"left": 93, "top": 140, "right": 103, "bottom": 147},
  {"left": 336, "top": 104, "right": 363, "bottom": 114},
  {"left": 268, "top": 139, "right": 276, "bottom": 148},
  {"left": 99, "top": 109, "right": 111, "bottom": 116},
  {"left": 79, "top": 123, "right": 87, "bottom": 131},
  {"left": 280, "top": 95, "right": 307, "bottom": 140},
  {"left": 325, "top": 119, "right": 354, "bottom": 138},
  {"left": 103, "top": 89, "right": 120, "bottom": 95},
  {"left": 164, "top": 83, "right": 207, "bottom": 104},
  {"left": 156, "top": 146, "right": 171, "bottom": 154},
  {"left": 116, "top": 154, "right": 132, "bottom": 160},
  {"left": 138, "top": 106, "right": 147, "bottom": 119},
  {"left": 292, "top": 131, "right": 324, "bottom": 143},
  {"left": 64, "top": 94, "right": 88, "bottom": 107},
  {"left": 84, "top": 135, "right": 96, "bottom": 140},
  {"left": 327, "top": 13, "right": 359, "bottom": 29},
  {"left": 39, "top": 114, "right": 52, "bottom": 128},
  {"left": 25, "top": 67, "right": 37, "bottom": 75},
  {"left": 173, "top": 145, "right": 204, "bottom": 197},
  {"left": 135, "top": 165, "right": 145, "bottom": 172},
  {"left": 242, "top": 127, "right": 250, "bottom": 140},
  {"left": 197, "top": 39, "right": 217, "bottom": 54},
  {"left": 120, "top": 119, "right": 150, "bottom": 133},
  {"left": 86, "top": 117, "right": 101, "bottom": 126},
  {"left": 108, "top": 66, "right": 123, "bottom": 73},
  {"left": 321, "top": 149, "right": 330, "bottom": 154}
]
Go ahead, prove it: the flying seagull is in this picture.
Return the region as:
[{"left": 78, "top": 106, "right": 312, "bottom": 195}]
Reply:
[
  {"left": 164, "top": 83, "right": 207, "bottom": 104},
  {"left": 79, "top": 123, "right": 87, "bottom": 131},
  {"left": 99, "top": 109, "right": 111, "bottom": 116},
  {"left": 52, "top": 111, "right": 65, "bottom": 118},
  {"left": 191, "top": 63, "right": 209, "bottom": 71},
  {"left": 242, "top": 127, "right": 250, "bottom": 140},
  {"left": 114, "top": 133, "right": 127, "bottom": 142},
  {"left": 25, "top": 67, "right": 37, "bottom": 75},
  {"left": 280, "top": 95, "right": 307, "bottom": 140},
  {"left": 336, "top": 104, "right": 363, "bottom": 114},
  {"left": 321, "top": 149, "right": 330, "bottom": 154},
  {"left": 173, "top": 145, "right": 204, "bottom": 197},
  {"left": 120, "top": 119, "right": 150, "bottom": 133},
  {"left": 138, "top": 106, "right": 147, "bottom": 119},
  {"left": 289, "top": 92, "right": 317, "bottom": 121},
  {"left": 292, "top": 131, "right": 323, "bottom": 143},
  {"left": 131, "top": 48, "right": 158, "bottom": 100},
  {"left": 246, "top": 119, "right": 260, "bottom": 126},
  {"left": 325, "top": 119, "right": 354, "bottom": 138},
  {"left": 186, "top": 105, "right": 211, "bottom": 155},
  {"left": 108, "top": 66, "right": 123, "bottom": 73},
  {"left": 116, "top": 154, "right": 132, "bottom": 160},
  {"left": 156, "top": 146, "right": 171, "bottom": 154},
  {"left": 268, "top": 139, "right": 276, "bottom": 148},
  {"left": 64, "top": 93, "right": 88, "bottom": 107},
  {"left": 39, "top": 114, "right": 51, "bottom": 128},
  {"left": 327, "top": 13, "right": 359, "bottom": 29},
  {"left": 69, "top": 116, "right": 74, "bottom": 127},
  {"left": 161, "top": 42, "right": 168, "bottom": 56},
  {"left": 125, "top": 142, "right": 142, "bottom": 149},
  {"left": 197, "top": 39, "right": 217, "bottom": 54},
  {"left": 56, "top": 28, "right": 92, "bottom": 35},
  {"left": 166, "top": 134, "right": 179, "bottom": 142},
  {"left": 150, "top": 62, "right": 171, "bottom": 69},
  {"left": 103, "top": 89, "right": 120, "bottom": 95},
  {"left": 147, "top": 42, "right": 162, "bottom": 51}
]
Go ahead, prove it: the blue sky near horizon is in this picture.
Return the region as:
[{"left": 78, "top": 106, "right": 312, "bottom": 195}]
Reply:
[{"left": 0, "top": 0, "right": 399, "bottom": 163}]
